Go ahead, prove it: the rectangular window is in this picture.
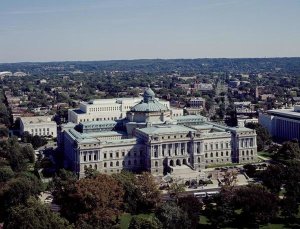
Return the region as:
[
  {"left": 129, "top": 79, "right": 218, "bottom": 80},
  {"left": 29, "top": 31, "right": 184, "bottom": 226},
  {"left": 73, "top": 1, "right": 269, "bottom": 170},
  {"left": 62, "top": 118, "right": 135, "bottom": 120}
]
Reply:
[{"left": 104, "top": 153, "right": 107, "bottom": 159}]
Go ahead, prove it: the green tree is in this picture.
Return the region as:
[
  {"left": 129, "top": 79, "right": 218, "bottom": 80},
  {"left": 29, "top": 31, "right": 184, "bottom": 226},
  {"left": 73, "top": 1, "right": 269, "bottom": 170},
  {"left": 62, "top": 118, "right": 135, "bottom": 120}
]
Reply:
[
  {"left": 156, "top": 201, "right": 191, "bottom": 229},
  {"left": 260, "top": 164, "right": 284, "bottom": 194},
  {"left": 129, "top": 215, "right": 162, "bottom": 229},
  {"left": 0, "top": 166, "right": 14, "bottom": 182},
  {"left": 112, "top": 171, "right": 140, "bottom": 214},
  {"left": 234, "top": 184, "right": 279, "bottom": 226},
  {"left": 206, "top": 187, "right": 236, "bottom": 228},
  {"left": 4, "top": 198, "right": 73, "bottom": 229},
  {"left": 274, "top": 140, "right": 300, "bottom": 162},
  {"left": 178, "top": 196, "right": 202, "bottom": 228},
  {"left": 168, "top": 183, "right": 185, "bottom": 202}
]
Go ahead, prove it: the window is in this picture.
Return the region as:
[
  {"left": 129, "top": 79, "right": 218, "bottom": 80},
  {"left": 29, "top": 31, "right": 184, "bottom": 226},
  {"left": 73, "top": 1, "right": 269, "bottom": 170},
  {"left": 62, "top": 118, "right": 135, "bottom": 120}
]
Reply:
[
  {"left": 116, "top": 161, "right": 119, "bottom": 166},
  {"left": 216, "top": 152, "right": 218, "bottom": 157},
  {"left": 83, "top": 155, "right": 86, "bottom": 161},
  {"left": 122, "top": 152, "right": 125, "bottom": 156},
  {"left": 205, "top": 153, "right": 208, "bottom": 158},
  {"left": 104, "top": 153, "right": 107, "bottom": 159},
  {"left": 210, "top": 153, "right": 213, "bottom": 157},
  {"left": 116, "top": 152, "right": 119, "bottom": 158},
  {"left": 155, "top": 161, "right": 158, "bottom": 167},
  {"left": 94, "top": 154, "right": 97, "bottom": 160},
  {"left": 110, "top": 153, "right": 113, "bottom": 158},
  {"left": 104, "top": 162, "right": 107, "bottom": 167},
  {"left": 89, "top": 154, "right": 91, "bottom": 161},
  {"left": 221, "top": 152, "right": 223, "bottom": 156},
  {"left": 110, "top": 162, "right": 113, "bottom": 167}
]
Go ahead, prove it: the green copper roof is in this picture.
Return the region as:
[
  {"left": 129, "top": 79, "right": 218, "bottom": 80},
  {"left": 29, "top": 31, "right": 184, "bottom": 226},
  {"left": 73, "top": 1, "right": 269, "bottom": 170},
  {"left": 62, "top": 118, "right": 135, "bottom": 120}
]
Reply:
[{"left": 131, "top": 87, "right": 169, "bottom": 112}]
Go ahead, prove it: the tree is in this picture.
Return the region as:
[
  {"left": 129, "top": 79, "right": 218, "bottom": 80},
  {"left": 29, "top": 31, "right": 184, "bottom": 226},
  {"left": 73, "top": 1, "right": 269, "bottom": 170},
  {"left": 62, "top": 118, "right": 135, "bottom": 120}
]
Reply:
[
  {"left": 222, "top": 170, "right": 238, "bottom": 187},
  {"left": 178, "top": 196, "right": 202, "bottom": 228},
  {"left": 129, "top": 215, "right": 162, "bottom": 229},
  {"left": 168, "top": 183, "right": 185, "bottom": 202},
  {"left": 281, "top": 196, "right": 299, "bottom": 219},
  {"left": 243, "top": 164, "right": 256, "bottom": 177},
  {"left": 156, "top": 201, "right": 191, "bottom": 229},
  {"left": 0, "top": 127, "right": 9, "bottom": 138},
  {"left": 234, "top": 184, "right": 279, "bottom": 225},
  {"left": 135, "top": 172, "right": 161, "bottom": 212},
  {"left": 0, "top": 166, "right": 14, "bottom": 182},
  {"left": 206, "top": 187, "right": 236, "bottom": 228},
  {"left": 274, "top": 140, "right": 300, "bottom": 162},
  {"left": 260, "top": 164, "right": 284, "bottom": 194},
  {"left": 245, "top": 123, "right": 271, "bottom": 151},
  {"left": 0, "top": 174, "right": 43, "bottom": 218},
  {"left": 62, "top": 174, "right": 124, "bottom": 228},
  {"left": 112, "top": 171, "right": 140, "bottom": 214},
  {"left": 4, "top": 198, "right": 73, "bottom": 229},
  {"left": 84, "top": 167, "right": 99, "bottom": 178}
]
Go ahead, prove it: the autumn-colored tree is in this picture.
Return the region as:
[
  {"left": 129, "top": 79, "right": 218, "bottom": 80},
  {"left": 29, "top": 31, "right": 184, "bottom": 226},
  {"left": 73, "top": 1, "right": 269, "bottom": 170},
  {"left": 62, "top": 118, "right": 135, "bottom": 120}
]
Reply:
[
  {"left": 72, "top": 174, "right": 124, "bottom": 228},
  {"left": 135, "top": 172, "right": 161, "bottom": 211},
  {"left": 222, "top": 170, "right": 238, "bottom": 187}
]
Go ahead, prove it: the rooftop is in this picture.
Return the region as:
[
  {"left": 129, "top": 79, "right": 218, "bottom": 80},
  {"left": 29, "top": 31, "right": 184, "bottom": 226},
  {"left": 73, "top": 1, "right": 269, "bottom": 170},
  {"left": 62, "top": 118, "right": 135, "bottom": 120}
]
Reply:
[
  {"left": 267, "top": 106, "right": 300, "bottom": 120},
  {"left": 138, "top": 125, "right": 195, "bottom": 135},
  {"left": 20, "top": 116, "right": 55, "bottom": 124}
]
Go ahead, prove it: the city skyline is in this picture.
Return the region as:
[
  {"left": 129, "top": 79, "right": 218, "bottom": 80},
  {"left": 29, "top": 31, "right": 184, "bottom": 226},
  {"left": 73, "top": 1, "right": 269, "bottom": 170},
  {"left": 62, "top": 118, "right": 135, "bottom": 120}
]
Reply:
[{"left": 1, "top": 0, "right": 300, "bottom": 63}]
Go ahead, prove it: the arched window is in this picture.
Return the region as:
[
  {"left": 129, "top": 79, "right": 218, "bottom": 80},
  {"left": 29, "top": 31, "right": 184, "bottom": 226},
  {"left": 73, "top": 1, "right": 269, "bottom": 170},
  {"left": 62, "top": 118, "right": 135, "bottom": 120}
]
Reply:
[
  {"left": 205, "top": 153, "right": 208, "bottom": 158},
  {"left": 155, "top": 161, "right": 158, "bottom": 167},
  {"left": 216, "top": 152, "right": 218, "bottom": 157},
  {"left": 104, "top": 162, "right": 107, "bottom": 167},
  {"left": 210, "top": 153, "right": 213, "bottom": 157}
]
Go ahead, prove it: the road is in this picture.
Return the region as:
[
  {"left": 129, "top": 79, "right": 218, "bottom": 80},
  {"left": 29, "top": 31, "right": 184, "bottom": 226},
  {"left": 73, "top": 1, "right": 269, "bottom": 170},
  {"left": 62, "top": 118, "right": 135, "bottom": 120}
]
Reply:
[{"left": 161, "top": 187, "right": 221, "bottom": 201}]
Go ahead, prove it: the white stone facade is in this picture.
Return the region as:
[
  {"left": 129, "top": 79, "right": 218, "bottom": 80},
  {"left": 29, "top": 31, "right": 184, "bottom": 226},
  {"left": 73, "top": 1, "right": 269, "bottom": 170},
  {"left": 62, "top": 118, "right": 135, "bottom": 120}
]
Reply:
[{"left": 20, "top": 116, "right": 57, "bottom": 137}]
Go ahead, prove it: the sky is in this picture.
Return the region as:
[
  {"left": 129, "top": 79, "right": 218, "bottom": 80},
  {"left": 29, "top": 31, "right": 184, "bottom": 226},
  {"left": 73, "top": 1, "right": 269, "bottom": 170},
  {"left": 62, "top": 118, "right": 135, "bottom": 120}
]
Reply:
[{"left": 0, "top": 0, "right": 300, "bottom": 63}]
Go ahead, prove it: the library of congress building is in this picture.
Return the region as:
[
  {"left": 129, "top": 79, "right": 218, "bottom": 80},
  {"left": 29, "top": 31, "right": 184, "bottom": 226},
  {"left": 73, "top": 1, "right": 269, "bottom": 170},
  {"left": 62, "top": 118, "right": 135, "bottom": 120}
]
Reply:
[{"left": 59, "top": 87, "right": 257, "bottom": 178}]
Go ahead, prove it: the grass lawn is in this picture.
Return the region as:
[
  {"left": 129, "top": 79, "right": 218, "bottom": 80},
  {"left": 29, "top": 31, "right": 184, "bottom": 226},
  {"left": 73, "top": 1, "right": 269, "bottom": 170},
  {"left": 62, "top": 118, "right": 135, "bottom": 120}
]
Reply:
[{"left": 258, "top": 151, "right": 274, "bottom": 159}]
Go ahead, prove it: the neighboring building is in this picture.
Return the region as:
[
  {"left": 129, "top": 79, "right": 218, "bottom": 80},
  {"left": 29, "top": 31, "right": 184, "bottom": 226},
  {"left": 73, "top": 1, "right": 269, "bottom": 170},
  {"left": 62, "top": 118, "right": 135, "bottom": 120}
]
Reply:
[
  {"left": 19, "top": 116, "right": 57, "bottom": 137},
  {"left": 68, "top": 95, "right": 183, "bottom": 124},
  {"left": 189, "top": 97, "right": 206, "bottom": 108},
  {"left": 61, "top": 87, "right": 257, "bottom": 178},
  {"left": 259, "top": 105, "right": 300, "bottom": 142}
]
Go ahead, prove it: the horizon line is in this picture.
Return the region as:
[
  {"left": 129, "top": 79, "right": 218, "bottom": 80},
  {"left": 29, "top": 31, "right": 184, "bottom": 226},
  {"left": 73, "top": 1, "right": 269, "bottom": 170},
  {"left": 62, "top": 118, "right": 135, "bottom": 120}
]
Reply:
[{"left": 1, "top": 56, "right": 300, "bottom": 65}]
